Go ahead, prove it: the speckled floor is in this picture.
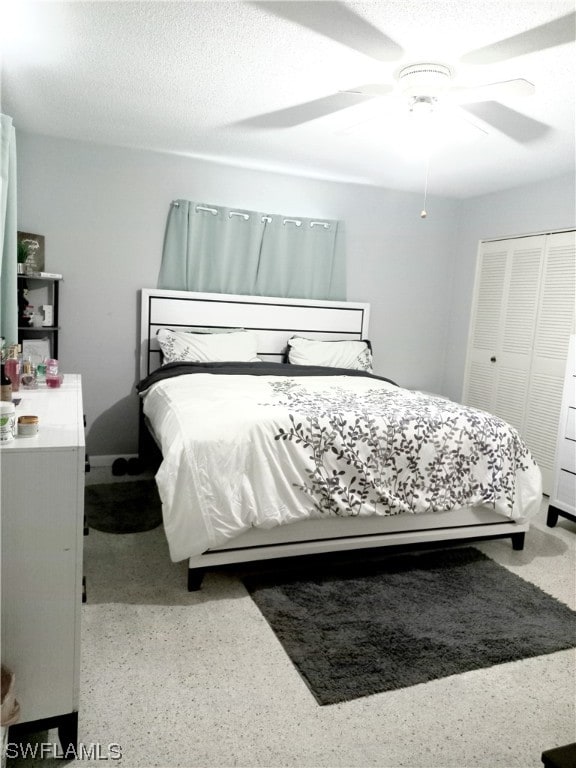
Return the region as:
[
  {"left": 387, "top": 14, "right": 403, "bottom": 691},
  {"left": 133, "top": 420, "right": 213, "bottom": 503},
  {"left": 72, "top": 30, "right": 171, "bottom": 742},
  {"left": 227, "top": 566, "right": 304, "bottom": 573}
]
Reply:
[{"left": 8, "top": 472, "right": 576, "bottom": 767}]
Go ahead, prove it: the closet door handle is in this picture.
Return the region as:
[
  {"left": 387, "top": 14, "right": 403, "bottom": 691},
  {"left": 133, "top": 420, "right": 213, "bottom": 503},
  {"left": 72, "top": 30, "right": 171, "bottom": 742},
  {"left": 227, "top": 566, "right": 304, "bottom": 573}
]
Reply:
[{"left": 490, "top": 356, "right": 497, "bottom": 362}]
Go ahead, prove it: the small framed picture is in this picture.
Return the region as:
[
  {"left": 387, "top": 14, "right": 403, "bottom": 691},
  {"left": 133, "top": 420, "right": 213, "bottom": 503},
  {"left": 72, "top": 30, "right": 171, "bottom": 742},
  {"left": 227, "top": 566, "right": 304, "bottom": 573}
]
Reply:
[
  {"left": 22, "top": 338, "right": 51, "bottom": 366},
  {"left": 17, "top": 232, "right": 45, "bottom": 273}
]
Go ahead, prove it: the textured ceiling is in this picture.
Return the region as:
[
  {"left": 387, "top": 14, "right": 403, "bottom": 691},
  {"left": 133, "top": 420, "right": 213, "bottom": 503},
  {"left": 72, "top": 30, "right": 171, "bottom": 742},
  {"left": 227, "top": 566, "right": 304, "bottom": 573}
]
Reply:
[{"left": 1, "top": 0, "right": 575, "bottom": 198}]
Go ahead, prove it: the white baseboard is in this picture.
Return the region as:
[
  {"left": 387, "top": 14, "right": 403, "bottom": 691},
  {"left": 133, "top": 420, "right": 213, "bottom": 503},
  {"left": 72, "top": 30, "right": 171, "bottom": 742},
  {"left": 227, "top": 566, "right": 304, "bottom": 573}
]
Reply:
[{"left": 89, "top": 454, "right": 138, "bottom": 468}]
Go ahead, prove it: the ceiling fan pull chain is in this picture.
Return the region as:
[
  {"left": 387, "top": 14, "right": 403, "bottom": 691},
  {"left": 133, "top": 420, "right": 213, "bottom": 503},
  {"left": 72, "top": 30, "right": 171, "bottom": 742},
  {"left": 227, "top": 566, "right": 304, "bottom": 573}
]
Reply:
[{"left": 421, "top": 152, "right": 431, "bottom": 219}]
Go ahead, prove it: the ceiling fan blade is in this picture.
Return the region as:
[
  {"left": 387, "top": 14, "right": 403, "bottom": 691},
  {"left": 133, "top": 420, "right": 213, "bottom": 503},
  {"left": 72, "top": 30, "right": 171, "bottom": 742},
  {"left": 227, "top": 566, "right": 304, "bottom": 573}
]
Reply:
[
  {"left": 460, "top": 11, "right": 576, "bottom": 64},
  {"left": 451, "top": 78, "right": 535, "bottom": 104},
  {"left": 233, "top": 92, "right": 373, "bottom": 129},
  {"left": 340, "top": 83, "right": 395, "bottom": 97},
  {"left": 250, "top": 1, "right": 404, "bottom": 62},
  {"left": 460, "top": 101, "right": 551, "bottom": 143},
  {"left": 442, "top": 106, "right": 490, "bottom": 137}
]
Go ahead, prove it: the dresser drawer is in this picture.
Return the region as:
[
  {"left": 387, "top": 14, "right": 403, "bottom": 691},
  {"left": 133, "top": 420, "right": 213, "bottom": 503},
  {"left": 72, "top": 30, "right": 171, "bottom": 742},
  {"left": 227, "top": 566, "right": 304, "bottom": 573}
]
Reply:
[
  {"left": 565, "top": 406, "right": 576, "bottom": 441},
  {"left": 557, "top": 436, "right": 576, "bottom": 474},
  {"left": 550, "top": 336, "right": 575, "bottom": 517},
  {"left": 557, "top": 469, "right": 576, "bottom": 509}
]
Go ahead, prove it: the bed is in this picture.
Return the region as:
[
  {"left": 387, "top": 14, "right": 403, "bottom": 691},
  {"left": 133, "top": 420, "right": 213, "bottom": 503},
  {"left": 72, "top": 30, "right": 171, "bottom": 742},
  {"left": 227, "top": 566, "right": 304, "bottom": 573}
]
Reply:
[{"left": 138, "top": 288, "right": 542, "bottom": 590}]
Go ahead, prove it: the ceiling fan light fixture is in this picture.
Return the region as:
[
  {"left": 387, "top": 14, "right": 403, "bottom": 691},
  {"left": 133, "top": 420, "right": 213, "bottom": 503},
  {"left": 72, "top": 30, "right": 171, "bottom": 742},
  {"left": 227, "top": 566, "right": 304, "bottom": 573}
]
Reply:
[
  {"left": 397, "top": 63, "right": 453, "bottom": 101},
  {"left": 409, "top": 96, "right": 436, "bottom": 115}
]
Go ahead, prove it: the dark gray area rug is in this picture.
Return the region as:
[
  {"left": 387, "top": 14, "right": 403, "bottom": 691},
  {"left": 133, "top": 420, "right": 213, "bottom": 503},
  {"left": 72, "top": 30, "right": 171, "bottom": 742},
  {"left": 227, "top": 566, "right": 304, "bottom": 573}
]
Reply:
[
  {"left": 85, "top": 480, "right": 162, "bottom": 533},
  {"left": 243, "top": 547, "right": 576, "bottom": 705}
]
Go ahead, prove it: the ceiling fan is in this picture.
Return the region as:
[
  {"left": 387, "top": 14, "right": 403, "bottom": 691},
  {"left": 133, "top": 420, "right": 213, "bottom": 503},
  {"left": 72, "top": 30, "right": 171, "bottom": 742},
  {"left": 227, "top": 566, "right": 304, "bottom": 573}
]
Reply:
[{"left": 241, "top": 2, "right": 576, "bottom": 142}]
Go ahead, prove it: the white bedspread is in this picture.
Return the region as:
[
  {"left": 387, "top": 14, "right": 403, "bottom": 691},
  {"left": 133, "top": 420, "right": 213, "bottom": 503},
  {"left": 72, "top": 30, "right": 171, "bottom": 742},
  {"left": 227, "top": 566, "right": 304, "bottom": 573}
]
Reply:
[{"left": 141, "top": 368, "right": 542, "bottom": 562}]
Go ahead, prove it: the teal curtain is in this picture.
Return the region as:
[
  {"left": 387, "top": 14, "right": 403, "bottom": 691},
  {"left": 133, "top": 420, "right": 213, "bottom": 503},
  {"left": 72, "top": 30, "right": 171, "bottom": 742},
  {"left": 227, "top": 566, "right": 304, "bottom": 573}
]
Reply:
[
  {"left": 0, "top": 114, "right": 18, "bottom": 347},
  {"left": 158, "top": 200, "right": 346, "bottom": 300}
]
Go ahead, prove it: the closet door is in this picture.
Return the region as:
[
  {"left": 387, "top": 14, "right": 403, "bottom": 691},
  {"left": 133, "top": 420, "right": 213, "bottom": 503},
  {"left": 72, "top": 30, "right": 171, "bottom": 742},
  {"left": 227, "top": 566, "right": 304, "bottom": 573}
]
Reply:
[
  {"left": 462, "top": 239, "right": 509, "bottom": 413},
  {"left": 524, "top": 231, "right": 576, "bottom": 491},
  {"left": 463, "top": 235, "right": 545, "bottom": 432},
  {"left": 463, "top": 231, "right": 575, "bottom": 494}
]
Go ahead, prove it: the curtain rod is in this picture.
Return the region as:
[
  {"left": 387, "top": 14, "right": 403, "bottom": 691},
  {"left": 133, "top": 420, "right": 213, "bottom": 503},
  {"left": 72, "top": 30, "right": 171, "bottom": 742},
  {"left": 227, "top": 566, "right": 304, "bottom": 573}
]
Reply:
[{"left": 171, "top": 201, "right": 331, "bottom": 229}]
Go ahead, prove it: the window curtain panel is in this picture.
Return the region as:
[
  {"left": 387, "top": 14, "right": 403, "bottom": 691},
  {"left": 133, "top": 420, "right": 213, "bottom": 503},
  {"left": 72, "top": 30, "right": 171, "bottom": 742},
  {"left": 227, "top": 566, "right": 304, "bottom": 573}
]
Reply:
[
  {"left": 158, "top": 200, "right": 345, "bottom": 301},
  {"left": 0, "top": 114, "right": 18, "bottom": 347}
]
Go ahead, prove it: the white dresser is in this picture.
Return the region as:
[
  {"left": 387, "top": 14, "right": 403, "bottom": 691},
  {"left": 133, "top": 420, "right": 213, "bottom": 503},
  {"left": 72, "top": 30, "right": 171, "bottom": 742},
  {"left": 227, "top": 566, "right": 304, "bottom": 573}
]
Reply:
[
  {"left": 547, "top": 336, "right": 576, "bottom": 527},
  {"left": 0, "top": 375, "right": 84, "bottom": 751}
]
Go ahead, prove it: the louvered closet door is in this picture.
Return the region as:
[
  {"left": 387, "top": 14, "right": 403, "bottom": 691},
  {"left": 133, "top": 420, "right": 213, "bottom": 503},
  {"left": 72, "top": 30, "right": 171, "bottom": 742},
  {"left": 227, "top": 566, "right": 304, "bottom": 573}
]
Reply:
[
  {"left": 494, "top": 236, "right": 546, "bottom": 434},
  {"left": 524, "top": 231, "right": 576, "bottom": 492},
  {"left": 463, "top": 240, "right": 509, "bottom": 413},
  {"left": 463, "top": 230, "right": 576, "bottom": 495},
  {"left": 463, "top": 235, "right": 545, "bottom": 430}
]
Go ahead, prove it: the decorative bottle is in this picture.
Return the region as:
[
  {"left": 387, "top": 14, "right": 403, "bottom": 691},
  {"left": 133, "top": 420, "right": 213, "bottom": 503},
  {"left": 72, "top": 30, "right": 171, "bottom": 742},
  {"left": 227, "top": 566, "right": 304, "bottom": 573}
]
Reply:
[
  {"left": 4, "top": 345, "right": 20, "bottom": 393},
  {"left": 46, "top": 358, "right": 60, "bottom": 388},
  {"left": 20, "top": 356, "right": 37, "bottom": 390},
  {"left": 1, "top": 361, "right": 13, "bottom": 402}
]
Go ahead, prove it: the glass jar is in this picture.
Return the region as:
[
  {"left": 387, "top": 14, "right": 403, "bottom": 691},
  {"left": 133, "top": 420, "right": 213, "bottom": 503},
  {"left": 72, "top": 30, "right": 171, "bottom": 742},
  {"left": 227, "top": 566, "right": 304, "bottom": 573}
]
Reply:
[{"left": 0, "top": 401, "right": 16, "bottom": 442}]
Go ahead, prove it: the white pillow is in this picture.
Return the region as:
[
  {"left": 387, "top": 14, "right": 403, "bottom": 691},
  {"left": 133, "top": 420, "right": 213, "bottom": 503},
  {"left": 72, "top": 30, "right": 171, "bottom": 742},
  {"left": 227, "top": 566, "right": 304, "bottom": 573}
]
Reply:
[
  {"left": 158, "top": 328, "right": 260, "bottom": 363},
  {"left": 287, "top": 337, "right": 373, "bottom": 372}
]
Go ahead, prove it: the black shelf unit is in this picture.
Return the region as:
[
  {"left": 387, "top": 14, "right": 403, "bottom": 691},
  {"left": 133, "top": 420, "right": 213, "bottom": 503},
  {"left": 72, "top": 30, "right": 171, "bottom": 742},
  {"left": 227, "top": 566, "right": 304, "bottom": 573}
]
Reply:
[{"left": 17, "top": 273, "right": 61, "bottom": 359}]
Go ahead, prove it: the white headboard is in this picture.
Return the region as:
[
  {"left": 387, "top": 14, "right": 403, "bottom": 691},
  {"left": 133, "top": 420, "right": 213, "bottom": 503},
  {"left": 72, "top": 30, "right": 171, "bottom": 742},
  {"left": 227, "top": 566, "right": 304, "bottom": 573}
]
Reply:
[{"left": 140, "top": 289, "right": 370, "bottom": 379}]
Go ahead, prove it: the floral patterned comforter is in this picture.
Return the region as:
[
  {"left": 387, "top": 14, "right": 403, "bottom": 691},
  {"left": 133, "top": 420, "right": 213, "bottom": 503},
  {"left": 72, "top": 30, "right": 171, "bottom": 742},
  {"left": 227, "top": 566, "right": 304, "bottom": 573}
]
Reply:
[{"left": 139, "top": 363, "right": 542, "bottom": 562}]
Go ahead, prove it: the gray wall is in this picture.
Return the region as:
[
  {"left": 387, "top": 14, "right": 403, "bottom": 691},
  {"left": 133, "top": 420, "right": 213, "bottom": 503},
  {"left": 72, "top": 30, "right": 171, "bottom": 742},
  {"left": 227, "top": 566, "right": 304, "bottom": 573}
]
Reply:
[
  {"left": 17, "top": 131, "right": 574, "bottom": 457},
  {"left": 16, "top": 132, "right": 460, "bottom": 457},
  {"left": 442, "top": 172, "right": 576, "bottom": 401}
]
